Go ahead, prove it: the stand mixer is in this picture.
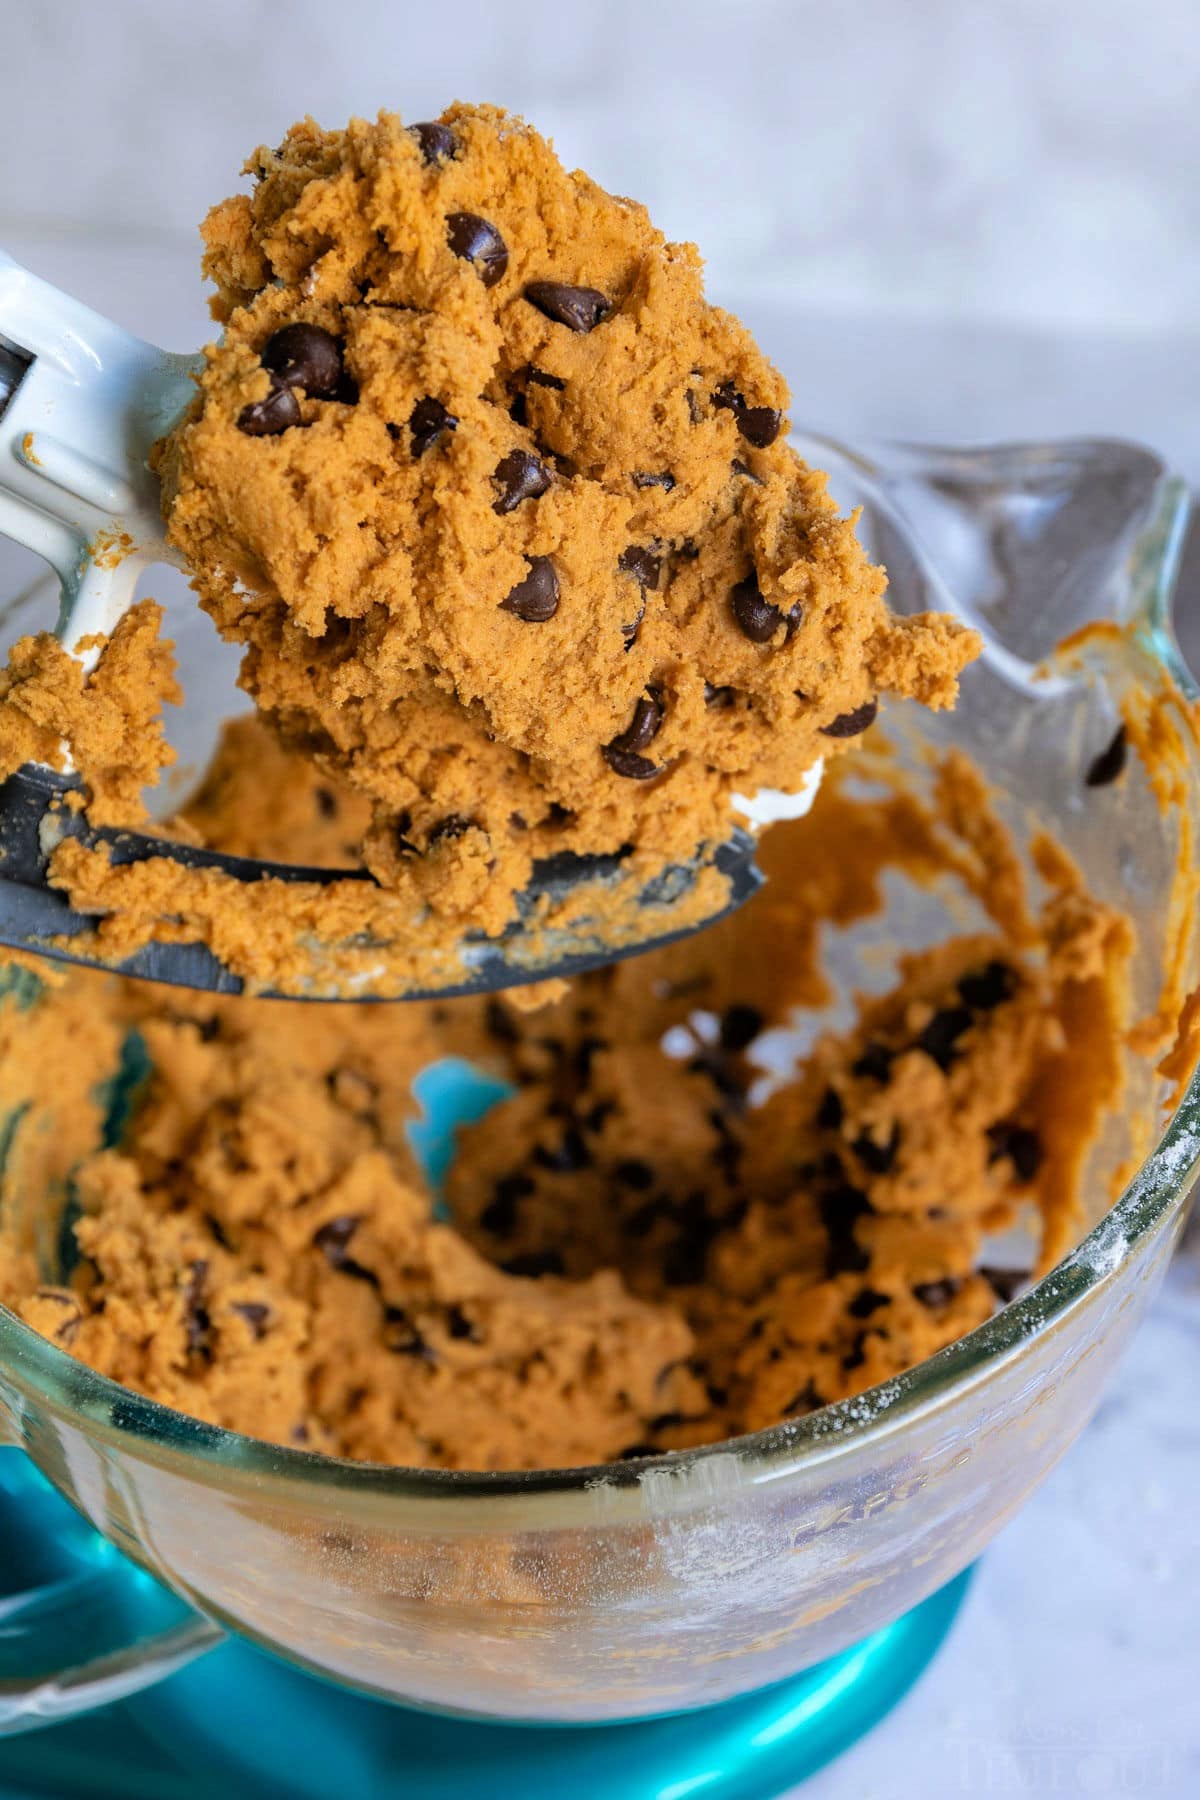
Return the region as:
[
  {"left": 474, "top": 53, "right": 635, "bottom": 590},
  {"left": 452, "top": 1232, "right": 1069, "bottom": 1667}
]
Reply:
[{"left": 0, "top": 255, "right": 1196, "bottom": 1798}]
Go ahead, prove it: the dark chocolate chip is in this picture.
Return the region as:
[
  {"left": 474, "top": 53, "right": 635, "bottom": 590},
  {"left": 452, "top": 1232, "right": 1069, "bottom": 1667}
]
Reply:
[
  {"left": 383, "top": 1306, "right": 436, "bottom": 1360},
  {"left": 621, "top": 592, "right": 646, "bottom": 649},
  {"left": 500, "top": 1249, "right": 566, "bottom": 1278},
  {"left": 731, "top": 457, "right": 762, "bottom": 483},
  {"left": 818, "top": 1182, "right": 873, "bottom": 1276},
  {"left": 821, "top": 699, "right": 879, "bottom": 739},
  {"left": 492, "top": 448, "right": 552, "bottom": 514},
  {"left": 446, "top": 212, "right": 508, "bottom": 286},
  {"left": 783, "top": 1382, "right": 825, "bottom": 1415},
  {"left": 411, "top": 121, "right": 457, "bottom": 165},
  {"left": 913, "top": 1278, "right": 962, "bottom": 1309},
  {"left": 445, "top": 1304, "right": 478, "bottom": 1341},
  {"left": 849, "top": 1288, "right": 890, "bottom": 1319},
  {"left": 484, "top": 998, "right": 520, "bottom": 1043},
  {"left": 603, "top": 691, "right": 664, "bottom": 778},
  {"left": 737, "top": 405, "right": 783, "bottom": 448},
  {"left": 816, "top": 1086, "right": 844, "bottom": 1130},
  {"left": 959, "top": 961, "right": 1017, "bottom": 1012},
  {"left": 979, "top": 1265, "right": 1031, "bottom": 1303},
  {"left": 524, "top": 281, "right": 610, "bottom": 332},
  {"left": 662, "top": 1235, "right": 710, "bottom": 1287},
  {"left": 618, "top": 545, "right": 662, "bottom": 591},
  {"left": 730, "top": 575, "right": 785, "bottom": 644},
  {"left": 527, "top": 367, "right": 566, "bottom": 390},
  {"left": 314, "top": 786, "right": 338, "bottom": 820},
  {"left": 410, "top": 396, "right": 458, "bottom": 456},
  {"left": 500, "top": 556, "right": 559, "bottom": 622},
  {"left": 842, "top": 1330, "right": 871, "bottom": 1372},
  {"left": 230, "top": 1301, "right": 271, "bottom": 1340},
  {"left": 711, "top": 381, "right": 782, "bottom": 447},
  {"left": 237, "top": 377, "right": 301, "bottom": 437},
  {"left": 182, "top": 1261, "right": 211, "bottom": 1359},
  {"left": 534, "top": 1127, "right": 591, "bottom": 1172},
  {"left": 1086, "top": 724, "right": 1127, "bottom": 788},
  {"left": 313, "top": 1215, "right": 362, "bottom": 1268},
  {"left": 987, "top": 1123, "right": 1043, "bottom": 1182},
  {"left": 852, "top": 1042, "right": 894, "bottom": 1083},
  {"left": 428, "top": 814, "right": 475, "bottom": 846},
  {"left": 508, "top": 391, "right": 528, "bottom": 427},
  {"left": 916, "top": 1006, "right": 973, "bottom": 1071},
  {"left": 704, "top": 682, "right": 737, "bottom": 709},
  {"left": 633, "top": 470, "right": 676, "bottom": 491},
  {"left": 480, "top": 1171, "right": 535, "bottom": 1237},
  {"left": 261, "top": 322, "right": 343, "bottom": 398},
  {"left": 720, "top": 1003, "right": 763, "bottom": 1051},
  {"left": 614, "top": 1158, "right": 655, "bottom": 1190},
  {"left": 853, "top": 1124, "right": 901, "bottom": 1174}
]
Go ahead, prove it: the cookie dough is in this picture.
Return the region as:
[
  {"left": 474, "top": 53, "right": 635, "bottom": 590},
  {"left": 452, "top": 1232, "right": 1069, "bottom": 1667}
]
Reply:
[
  {"left": 0, "top": 733, "right": 1133, "bottom": 1469},
  {"left": 153, "top": 104, "right": 979, "bottom": 936}
]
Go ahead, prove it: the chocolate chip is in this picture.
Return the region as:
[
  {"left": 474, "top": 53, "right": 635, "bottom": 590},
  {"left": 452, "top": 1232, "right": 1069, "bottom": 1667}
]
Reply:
[
  {"left": 621, "top": 592, "right": 646, "bottom": 650},
  {"left": 662, "top": 1235, "right": 709, "bottom": 1287},
  {"left": 1085, "top": 724, "right": 1127, "bottom": 788},
  {"left": 987, "top": 1123, "right": 1042, "bottom": 1182},
  {"left": 731, "top": 457, "right": 762, "bottom": 483},
  {"left": 704, "top": 682, "right": 737, "bottom": 709},
  {"left": 618, "top": 545, "right": 662, "bottom": 591},
  {"left": 182, "top": 1261, "right": 211, "bottom": 1359},
  {"left": 821, "top": 699, "right": 879, "bottom": 739},
  {"left": 841, "top": 1330, "right": 871, "bottom": 1372},
  {"left": 711, "top": 381, "right": 782, "bottom": 447},
  {"left": 616, "top": 692, "right": 664, "bottom": 754},
  {"left": 500, "top": 556, "right": 559, "bottom": 622},
  {"left": 916, "top": 1006, "right": 973, "bottom": 1071},
  {"left": 534, "top": 1126, "right": 591, "bottom": 1172},
  {"left": 480, "top": 1172, "right": 535, "bottom": 1236},
  {"left": 261, "top": 322, "right": 343, "bottom": 398},
  {"left": 411, "top": 121, "right": 457, "bottom": 164},
  {"left": 237, "top": 377, "right": 301, "bottom": 437},
  {"left": 849, "top": 1288, "right": 890, "bottom": 1319},
  {"left": 492, "top": 448, "right": 552, "bottom": 514},
  {"left": 852, "top": 1042, "right": 894, "bottom": 1083},
  {"left": 230, "top": 1301, "right": 271, "bottom": 1340},
  {"left": 445, "top": 1304, "right": 478, "bottom": 1341},
  {"left": 979, "top": 1265, "right": 1031, "bottom": 1303},
  {"left": 501, "top": 1250, "right": 566, "bottom": 1278},
  {"left": 614, "top": 1158, "right": 655, "bottom": 1190},
  {"left": 484, "top": 998, "right": 520, "bottom": 1043},
  {"left": 913, "top": 1278, "right": 962, "bottom": 1309},
  {"left": 603, "top": 691, "right": 664, "bottom": 778},
  {"left": 959, "top": 961, "right": 1016, "bottom": 1012},
  {"left": 427, "top": 814, "right": 475, "bottom": 847},
  {"left": 853, "top": 1124, "right": 901, "bottom": 1174},
  {"left": 527, "top": 367, "right": 566, "bottom": 390},
  {"left": 816, "top": 1087, "right": 844, "bottom": 1130},
  {"left": 633, "top": 470, "right": 676, "bottom": 491},
  {"left": 524, "top": 281, "right": 610, "bottom": 332},
  {"left": 314, "top": 786, "right": 338, "bottom": 820},
  {"left": 783, "top": 1382, "right": 825, "bottom": 1415},
  {"left": 720, "top": 1004, "right": 763, "bottom": 1051},
  {"left": 730, "top": 575, "right": 786, "bottom": 644},
  {"left": 383, "top": 1307, "right": 436, "bottom": 1360},
  {"left": 313, "top": 1215, "right": 362, "bottom": 1269},
  {"left": 410, "top": 396, "right": 458, "bottom": 456},
  {"left": 818, "top": 1183, "right": 873, "bottom": 1276},
  {"left": 446, "top": 212, "right": 508, "bottom": 286},
  {"left": 738, "top": 405, "right": 783, "bottom": 448}
]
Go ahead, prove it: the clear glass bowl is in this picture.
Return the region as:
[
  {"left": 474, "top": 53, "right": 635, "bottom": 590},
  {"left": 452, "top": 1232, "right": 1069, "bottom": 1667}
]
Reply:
[{"left": 0, "top": 435, "right": 1195, "bottom": 1729}]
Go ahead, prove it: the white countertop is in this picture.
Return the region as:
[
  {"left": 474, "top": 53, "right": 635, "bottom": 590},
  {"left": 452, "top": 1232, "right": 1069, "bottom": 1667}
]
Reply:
[{"left": 1, "top": 226, "right": 1197, "bottom": 1800}]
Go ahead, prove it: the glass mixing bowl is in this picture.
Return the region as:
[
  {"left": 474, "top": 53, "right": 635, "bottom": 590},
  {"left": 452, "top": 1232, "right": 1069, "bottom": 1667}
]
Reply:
[{"left": 0, "top": 435, "right": 1195, "bottom": 1731}]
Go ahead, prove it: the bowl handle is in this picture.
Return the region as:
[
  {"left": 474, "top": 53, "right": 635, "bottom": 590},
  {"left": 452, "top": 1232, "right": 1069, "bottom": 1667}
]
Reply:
[{"left": 0, "top": 1450, "right": 221, "bottom": 1735}]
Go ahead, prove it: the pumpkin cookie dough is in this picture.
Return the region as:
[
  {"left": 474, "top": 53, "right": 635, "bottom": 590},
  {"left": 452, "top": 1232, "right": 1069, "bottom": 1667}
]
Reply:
[
  {"left": 0, "top": 741, "right": 1134, "bottom": 1469},
  {"left": 153, "top": 103, "right": 979, "bottom": 938}
]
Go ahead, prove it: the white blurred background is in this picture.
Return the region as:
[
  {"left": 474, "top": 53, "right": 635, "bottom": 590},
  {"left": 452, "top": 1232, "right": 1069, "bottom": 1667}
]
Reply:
[
  {"left": 6, "top": 0, "right": 1200, "bottom": 472},
  {"left": 4, "top": 6, "right": 1200, "bottom": 1795}
]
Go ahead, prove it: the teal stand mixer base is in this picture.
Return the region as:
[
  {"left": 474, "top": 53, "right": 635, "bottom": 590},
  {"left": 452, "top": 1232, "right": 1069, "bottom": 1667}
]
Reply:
[
  {"left": 0, "top": 1058, "right": 973, "bottom": 1797},
  {"left": 0, "top": 1463, "right": 971, "bottom": 1800}
]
